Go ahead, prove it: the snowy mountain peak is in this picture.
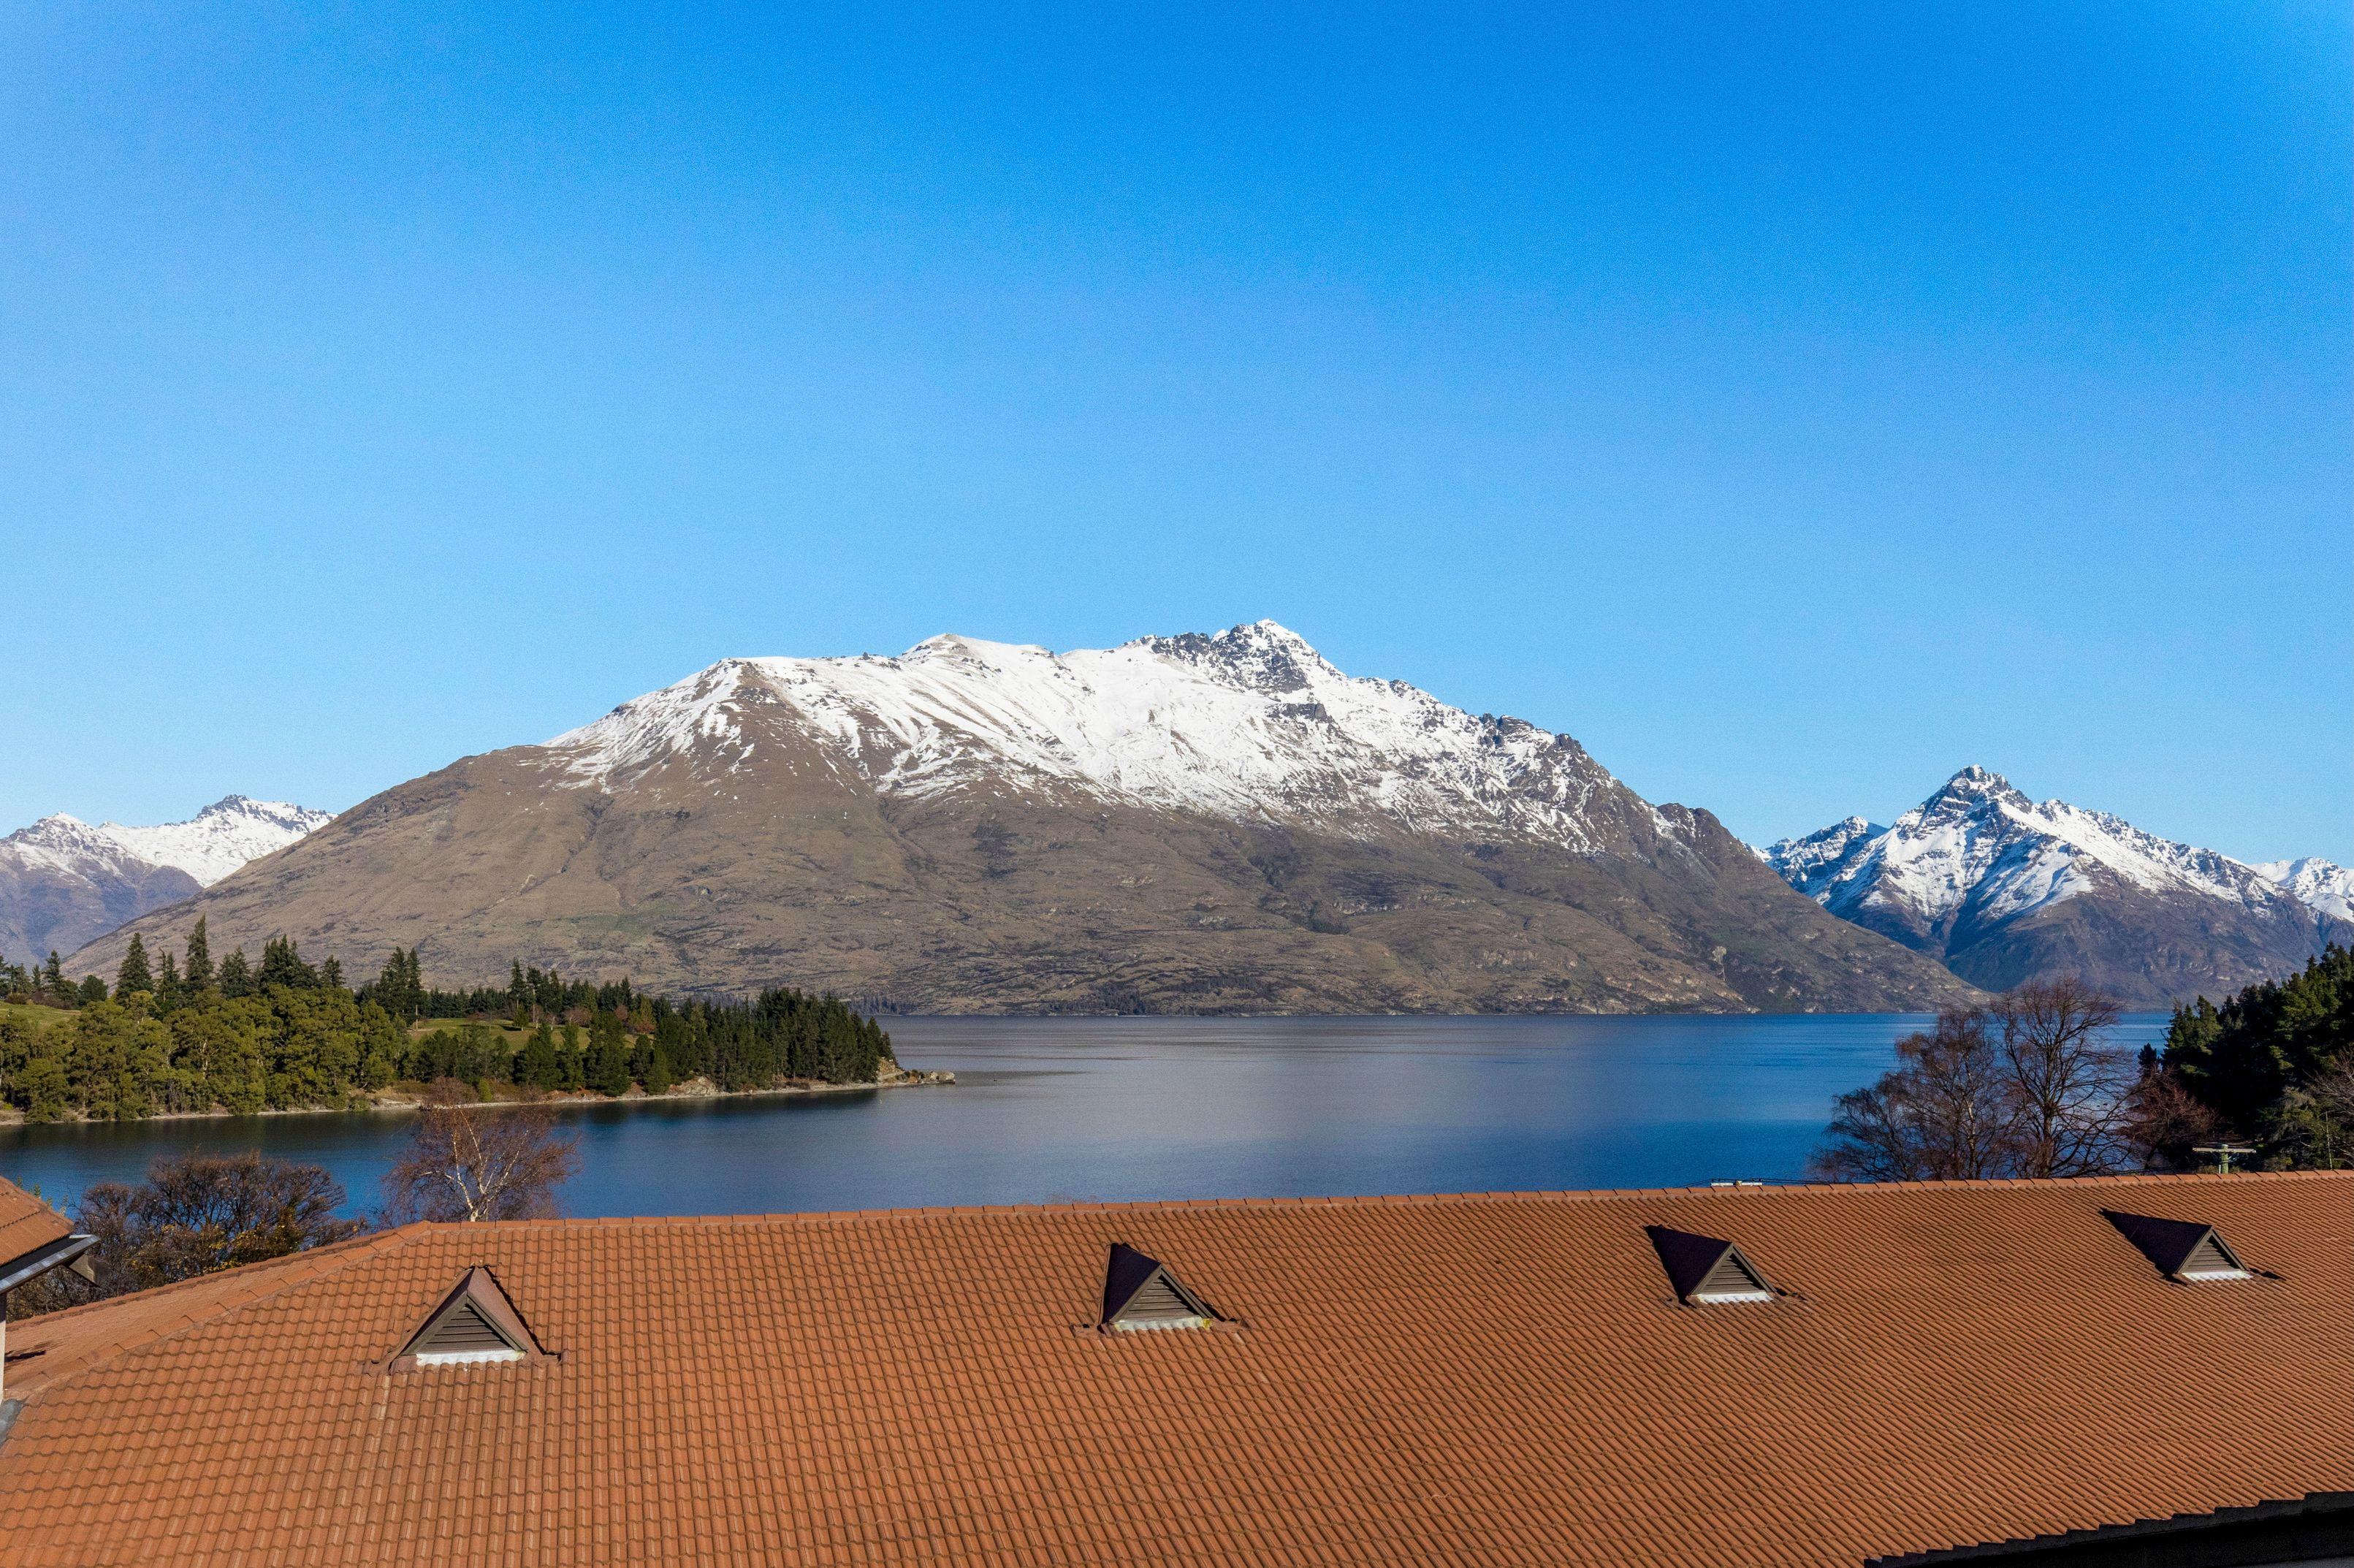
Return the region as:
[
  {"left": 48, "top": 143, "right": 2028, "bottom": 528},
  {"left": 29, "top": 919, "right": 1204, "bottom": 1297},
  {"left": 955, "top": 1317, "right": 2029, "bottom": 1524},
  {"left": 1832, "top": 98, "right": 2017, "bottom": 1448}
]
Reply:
[
  {"left": 546, "top": 623, "right": 1655, "bottom": 853},
  {"left": 2258, "top": 858, "right": 2354, "bottom": 923},
  {"left": 1767, "top": 769, "right": 2342, "bottom": 940},
  {"left": 1135, "top": 620, "right": 1335, "bottom": 695},
  {"left": 1921, "top": 766, "right": 2026, "bottom": 813},
  {"left": 4, "top": 796, "right": 330, "bottom": 888}
]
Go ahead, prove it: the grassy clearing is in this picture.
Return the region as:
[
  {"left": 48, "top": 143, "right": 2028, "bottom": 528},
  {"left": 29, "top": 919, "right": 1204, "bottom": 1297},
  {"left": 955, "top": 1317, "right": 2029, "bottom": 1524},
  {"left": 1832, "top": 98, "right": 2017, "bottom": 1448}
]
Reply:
[
  {"left": 408, "top": 1017, "right": 536, "bottom": 1045},
  {"left": 0, "top": 1000, "right": 71, "bottom": 1035}
]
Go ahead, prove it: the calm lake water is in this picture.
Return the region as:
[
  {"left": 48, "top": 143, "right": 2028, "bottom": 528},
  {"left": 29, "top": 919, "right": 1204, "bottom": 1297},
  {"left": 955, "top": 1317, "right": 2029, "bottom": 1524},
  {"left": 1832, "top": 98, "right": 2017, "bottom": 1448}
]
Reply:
[{"left": 0, "top": 1013, "right": 2168, "bottom": 1218}]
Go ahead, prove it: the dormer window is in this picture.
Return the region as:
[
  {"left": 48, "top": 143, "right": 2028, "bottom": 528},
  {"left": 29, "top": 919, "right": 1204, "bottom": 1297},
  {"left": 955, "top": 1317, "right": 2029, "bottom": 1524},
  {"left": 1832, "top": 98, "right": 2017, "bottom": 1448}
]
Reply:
[
  {"left": 1101, "top": 1243, "right": 1220, "bottom": 1331},
  {"left": 2103, "top": 1211, "right": 2254, "bottom": 1283},
  {"left": 1645, "top": 1225, "right": 1776, "bottom": 1306},
  {"left": 391, "top": 1267, "right": 547, "bottom": 1369}
]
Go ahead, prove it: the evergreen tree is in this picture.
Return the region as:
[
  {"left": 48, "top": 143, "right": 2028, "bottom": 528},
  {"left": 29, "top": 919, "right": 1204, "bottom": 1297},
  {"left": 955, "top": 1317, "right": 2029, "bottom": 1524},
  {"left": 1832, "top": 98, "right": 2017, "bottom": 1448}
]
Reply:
[
  {"left": 510, "top": 960, "right": 529, "bottom": 1013},
  {"left": 218, "top": 948, "right": 255, "bottom": 999},
  {"left": 43, "top": 952, "right": 65, "bottom": 997},
  {"left": 77, "top": 975, "right": 108, "bottom": 1006},
  {"left": 319, "top": 956, "right": 344, "bottom": 991},
  {"left": 632, "top": 1036, "right": 672, "bottom": 1095},
  {"left": 368, "top": 947, "right": 424, "bottom": 1023},
  {"left": 259, "top": 936, "right": 317, "bottom": 991},
  {"left": 556, "top": 1024, "right": 585, "bottom": 1090},
  {"left": 517, "top": 1019, "right": 562, "bottom": 1089},
  {"left": 155, "top": 951, "right": 183, "bottom": 1015},
  {"left": 183, "top": 917, "right": 213, "bottom": 992},
  {"left": 2166, "top": 945, "right": 2354, "bottom": 1157},
  {"left": 355, "top": 1002, "right": 403, "bottom": 1090},
  {"left": 587, "top": 1015, "right": 631, "bottom": 1096},
  {"left": 115, "top": 935, "right": 154, "bottom": 1000}
]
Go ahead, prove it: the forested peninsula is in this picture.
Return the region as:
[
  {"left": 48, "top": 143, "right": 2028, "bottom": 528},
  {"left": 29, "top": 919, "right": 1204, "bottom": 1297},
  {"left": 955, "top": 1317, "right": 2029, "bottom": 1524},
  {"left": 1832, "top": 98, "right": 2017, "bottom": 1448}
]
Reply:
[{"left": 0, "top": 921, "right": 912, "bottom": 1124}]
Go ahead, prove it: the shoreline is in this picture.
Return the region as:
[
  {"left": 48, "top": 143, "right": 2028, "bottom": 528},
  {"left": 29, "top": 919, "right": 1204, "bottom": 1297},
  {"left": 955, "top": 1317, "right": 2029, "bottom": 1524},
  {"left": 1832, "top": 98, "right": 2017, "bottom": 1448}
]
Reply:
[{"left": 0, "top": 1067, "right": 954, "bottom": 1130}]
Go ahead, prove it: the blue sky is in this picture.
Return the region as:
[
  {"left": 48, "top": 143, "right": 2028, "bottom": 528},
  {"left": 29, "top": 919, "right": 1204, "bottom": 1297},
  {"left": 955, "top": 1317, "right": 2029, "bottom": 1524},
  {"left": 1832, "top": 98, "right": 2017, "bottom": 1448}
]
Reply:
[{"left": 3, "top": 4, "right": 2347, "bottom": 861}]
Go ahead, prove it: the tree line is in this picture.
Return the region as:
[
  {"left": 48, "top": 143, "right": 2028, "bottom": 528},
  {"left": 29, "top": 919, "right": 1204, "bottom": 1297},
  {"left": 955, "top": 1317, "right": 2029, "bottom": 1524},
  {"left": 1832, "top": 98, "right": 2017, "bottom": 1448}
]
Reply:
[
  {"left": 0, "top": 919, "right": 896, "bottom": 1123},
  {"left": 2160, "top": 944, "right": 2354, "bottom": 1168}
]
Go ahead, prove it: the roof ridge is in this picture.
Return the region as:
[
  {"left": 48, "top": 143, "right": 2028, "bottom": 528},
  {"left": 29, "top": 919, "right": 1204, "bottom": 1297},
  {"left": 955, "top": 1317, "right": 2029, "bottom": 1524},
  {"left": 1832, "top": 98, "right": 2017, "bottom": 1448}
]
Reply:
[{"left": 388, "top": 1169, "right": 2348, "bottom": 1232}]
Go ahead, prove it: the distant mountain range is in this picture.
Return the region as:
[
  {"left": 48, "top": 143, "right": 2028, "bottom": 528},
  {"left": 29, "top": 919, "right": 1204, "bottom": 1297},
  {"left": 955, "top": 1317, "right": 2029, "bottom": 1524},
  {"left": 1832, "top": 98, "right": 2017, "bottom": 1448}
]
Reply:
[
  {"left": 37, "top": 637, "right": 2342, "bottom": 1013},
  {"left": 66, "top": 623, "right": 1973, "bottom": 1013},
  {"left": 0, "top": 797, "right": 330, "bottom": 965},
  {"left": 1763, "top": 767, "right": 2350, "bottom": 1005}
]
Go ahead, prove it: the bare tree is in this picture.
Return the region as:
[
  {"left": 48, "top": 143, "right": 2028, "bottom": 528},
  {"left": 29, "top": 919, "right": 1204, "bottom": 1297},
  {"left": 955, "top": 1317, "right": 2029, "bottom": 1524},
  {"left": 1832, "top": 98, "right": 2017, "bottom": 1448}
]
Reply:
[
  {"left": 2121, "top": 1068, "right": 2222, "bottom": 1172},
  {"left": 381, "top": 1081, "right": 580, "bottom": 1224},
  {"left": 1816, "top": 981, "right": 2137, "bottom": 1184},
  {"left": 1993, "top": 978, "right": 2131, "bottom": 1177},
  {"left": 10, "top": 1152, "right": 366, "bottom": 1317},
  {"left": 2258, "top": 1059, "right": 2354, "bottom": 1171},
  {"left": 1814, "top": 1008, "right": 2017, "bottom": 1181}
]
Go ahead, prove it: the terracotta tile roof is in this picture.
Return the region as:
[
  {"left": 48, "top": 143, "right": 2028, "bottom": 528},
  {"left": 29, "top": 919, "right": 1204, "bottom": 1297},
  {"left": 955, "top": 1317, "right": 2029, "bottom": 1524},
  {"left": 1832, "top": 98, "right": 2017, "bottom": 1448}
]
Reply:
[
  {"left": 0, "top": 1176, "right": 70, "bottom": 1270},
  {"left": 1, "top": 1171, "right": 2350, "bottom": 1567}
]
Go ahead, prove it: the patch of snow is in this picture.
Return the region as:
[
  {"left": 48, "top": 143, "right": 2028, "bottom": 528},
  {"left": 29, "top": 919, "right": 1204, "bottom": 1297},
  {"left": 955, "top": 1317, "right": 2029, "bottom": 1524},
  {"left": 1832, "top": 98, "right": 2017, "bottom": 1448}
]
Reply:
[
  {"left": 2258, "top": 857, "right": 2354, "bottom": 923},
  {"left": 2, "top": 796, "right": 330, "bottom": 888},
  {"left": 544, "top": 621, "right": 1639, "bottom": 850},
  {"left": 1765, "top": 767, "right": 2312, "bottom": 934}
]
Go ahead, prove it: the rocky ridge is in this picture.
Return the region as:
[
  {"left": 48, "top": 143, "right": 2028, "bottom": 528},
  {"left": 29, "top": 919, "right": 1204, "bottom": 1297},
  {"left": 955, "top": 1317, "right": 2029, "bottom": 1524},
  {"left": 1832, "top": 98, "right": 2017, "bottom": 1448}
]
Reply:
[
  {"left": 2, "top": 796, "right": 330, "bottom": 966},
  {"left": 1764, "top": 767, "right": 2349, "bottom": 1004}
]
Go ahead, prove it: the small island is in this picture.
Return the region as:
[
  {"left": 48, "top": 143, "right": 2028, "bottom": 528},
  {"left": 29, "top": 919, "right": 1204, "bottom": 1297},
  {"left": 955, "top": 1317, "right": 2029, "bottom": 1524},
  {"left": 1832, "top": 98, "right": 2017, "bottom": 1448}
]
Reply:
[{"left": 0, "top": 921, "right": 938, "bottom": 1125}]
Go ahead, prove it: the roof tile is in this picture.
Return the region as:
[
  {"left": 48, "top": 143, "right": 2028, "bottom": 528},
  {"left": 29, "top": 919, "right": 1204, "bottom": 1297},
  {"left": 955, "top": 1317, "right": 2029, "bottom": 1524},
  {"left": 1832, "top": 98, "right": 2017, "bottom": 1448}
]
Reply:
[{"left": 0, "top": 1173, "right": 2348, "bottom": 1565}]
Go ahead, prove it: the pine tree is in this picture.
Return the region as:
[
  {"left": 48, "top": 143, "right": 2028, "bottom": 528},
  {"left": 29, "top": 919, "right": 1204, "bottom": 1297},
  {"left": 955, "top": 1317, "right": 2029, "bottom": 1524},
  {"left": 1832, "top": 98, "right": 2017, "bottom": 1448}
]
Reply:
[
  {"left": 320, "top": 956, "right": 344, "bottom": 992},
  {"left": 587, "top": 1016, "right": 631, "bottom": 1096},
  {"left": 218, "top": 948, "right": 254, "bottom": 999},
  {"left": 633, "top": 1037, "right": 672, "bottom": 1095},
  {"left": 155, "top": 951, "right": 182, "bottom": 1014},
  {"left": 43, "top": 952, "right": 65, "bottom": 997},
  {"left": 510, "top": 959, "right": 529, "bottom": 1012},
  {"left": 115, "top": 935, "right": 153, "bottom": 1000},
  {"left": 259, "top": 935, "right": 316, "bottom": 991},
  {"left": 77, "top": 975, "right": 107, "bottom": 1005},
  {"left": 183, "top": 917, "right": 213, "bottom": 992},
  {"left": 517, "top": 1019, "right": 562, "bottom": 1090},
  {"left": 557, "top": 1024, "right": 585, "bottom": 1090},
  {"left": 373, "top": 947, "right": 424, "bottom": 1023}
]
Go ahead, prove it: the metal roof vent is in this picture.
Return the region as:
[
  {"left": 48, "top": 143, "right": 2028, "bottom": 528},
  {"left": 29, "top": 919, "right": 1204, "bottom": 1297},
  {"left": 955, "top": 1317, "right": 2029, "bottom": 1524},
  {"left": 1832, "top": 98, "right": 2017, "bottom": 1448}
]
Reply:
[
  {"left": 1101, "top": 1242, "right": 1219, "bottom": 1331},
  {"left": 392, "top": 1267, "right": 546, "bottom": 1369},
  {"left": 2103, "top": 1211, "right": 2253, "bottom": 1282},
  {"left": 1646, "top": 1225, "right": 1775, "bottom": 1305}
]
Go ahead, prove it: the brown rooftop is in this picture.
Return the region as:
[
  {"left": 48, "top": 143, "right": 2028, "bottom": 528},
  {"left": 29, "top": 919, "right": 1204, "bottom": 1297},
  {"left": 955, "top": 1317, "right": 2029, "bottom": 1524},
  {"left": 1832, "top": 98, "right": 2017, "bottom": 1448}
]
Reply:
[
  {"left": 0, "top": 1180, "right": 69, "bottom": 1273},
  {"left": 1, "top": 1171, "right": 2350, "bottom": 1566}
]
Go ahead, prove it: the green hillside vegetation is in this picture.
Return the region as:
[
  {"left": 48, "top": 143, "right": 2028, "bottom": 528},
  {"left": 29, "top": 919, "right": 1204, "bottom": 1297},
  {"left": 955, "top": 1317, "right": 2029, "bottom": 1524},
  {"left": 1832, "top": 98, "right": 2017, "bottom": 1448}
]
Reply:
[
  {"left": 2163, "top": 944, "right": 2354, "bottom": 1167},
  {"left": 0, "top": 920, "right": 896, "bottom": 1124}
]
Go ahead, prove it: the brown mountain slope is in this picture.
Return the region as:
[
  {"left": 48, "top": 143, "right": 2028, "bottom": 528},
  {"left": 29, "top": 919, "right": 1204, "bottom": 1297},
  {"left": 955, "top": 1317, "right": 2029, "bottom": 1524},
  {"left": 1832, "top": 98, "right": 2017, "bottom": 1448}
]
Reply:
[
  {"left": 75, "top": 739, "right": 1970, "bottom": 1014},
  {"left": 74, "top": 628, "right": 1979, "bottom": 1012}
]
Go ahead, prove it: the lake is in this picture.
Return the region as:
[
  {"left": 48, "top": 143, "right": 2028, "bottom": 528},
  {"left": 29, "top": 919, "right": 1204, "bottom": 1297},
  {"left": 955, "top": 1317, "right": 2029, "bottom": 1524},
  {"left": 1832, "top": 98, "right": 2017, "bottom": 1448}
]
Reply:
[{"left": 0, "top": 1013, "right": 2170, "bottom": 1217}]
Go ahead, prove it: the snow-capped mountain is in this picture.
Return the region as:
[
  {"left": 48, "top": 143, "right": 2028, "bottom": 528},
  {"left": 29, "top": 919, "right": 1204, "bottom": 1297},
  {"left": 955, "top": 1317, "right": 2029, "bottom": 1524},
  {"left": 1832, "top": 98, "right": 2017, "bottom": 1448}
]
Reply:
[
  {"left": 546, "top": 623, "right": 1654, "bottom": 852},
  {"left": 1, "top": 797, "right": 329, "bottom": 969},
  {"left": 2255, "top": 857, "right": 2354, "bottom": 924},
  {"left": 29, "top": 796, "right": 331, "bottom": 887},
  {"left": 72, "top": 624, "right": 1973, "bottom": 1014},
  {"left": 1764, "top": 768, "right": 2350, "bottom": 1003}
]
